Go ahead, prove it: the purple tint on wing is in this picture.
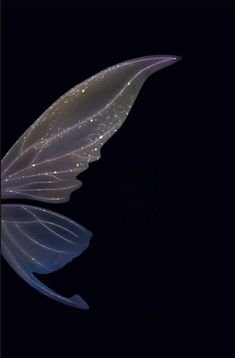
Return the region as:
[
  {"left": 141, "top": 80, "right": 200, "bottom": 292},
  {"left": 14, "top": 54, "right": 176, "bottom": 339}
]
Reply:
[
  {"left": 1, "top": 55, "right": 181, "bottom": 309},
  {"left": 1, "top": 55, "right": 181, "bottom": 203},
  {"left": 1, "top": 204, "right": 92, "bottom": 309}
]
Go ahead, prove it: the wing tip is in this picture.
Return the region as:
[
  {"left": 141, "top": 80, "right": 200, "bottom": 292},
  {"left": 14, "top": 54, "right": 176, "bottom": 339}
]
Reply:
[{"left": 70, "top": 294, "right": 90, "bottom": 309}]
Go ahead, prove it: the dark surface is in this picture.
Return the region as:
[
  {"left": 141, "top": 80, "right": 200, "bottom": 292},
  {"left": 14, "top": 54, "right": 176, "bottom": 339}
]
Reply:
[{"left": 1, "top": 3, "right": 234, "bottom": 357}]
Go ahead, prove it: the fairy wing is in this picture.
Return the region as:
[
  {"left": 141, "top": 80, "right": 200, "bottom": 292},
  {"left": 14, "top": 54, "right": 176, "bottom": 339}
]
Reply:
[
  {"left": 1, "top": 204, "right": 92, "bottom": 309},
  {"left": 1, "top": 55, "right": 180, "bottom": 203},
  {"left": 1, "top": 55, "right": 181, "bottom": 309}
]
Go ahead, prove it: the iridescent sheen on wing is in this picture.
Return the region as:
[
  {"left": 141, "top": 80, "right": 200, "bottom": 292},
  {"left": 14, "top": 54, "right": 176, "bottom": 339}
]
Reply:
[{"left": 1, "top": 55, "right": 181, "bottom": 308}]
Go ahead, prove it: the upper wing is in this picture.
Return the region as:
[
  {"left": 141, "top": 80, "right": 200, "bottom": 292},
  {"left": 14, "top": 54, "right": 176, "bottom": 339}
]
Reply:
[
  {"left": 1, "top": 204, "right": 92, "bottom": 309},
  {"left": 1, "top": 55, "right": 180, "bottom": 203}
]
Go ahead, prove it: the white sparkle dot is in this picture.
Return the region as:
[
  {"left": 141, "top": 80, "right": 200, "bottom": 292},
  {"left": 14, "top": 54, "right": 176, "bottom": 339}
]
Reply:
[
  {"left": 90, "top": 119, "right": 94, "bottom": 122},
  {"left": 54, "top": 171, "right": 57, "bottom": 174},
  {"left": 99, "top": 135, "right": 103, "bottom": 139},
  {"left": 32, "top": 164, "right": 36, "bottom": 167},
  {"left": 82, "top": 89, "right": 85, "bottom": 93}
]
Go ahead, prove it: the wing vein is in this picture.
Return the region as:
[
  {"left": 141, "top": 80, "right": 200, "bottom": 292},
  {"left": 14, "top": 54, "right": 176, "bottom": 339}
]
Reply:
[
  {"left": 24, "top": 207, "right": 79, "bottom": 244},
  {"left": 15, "top": 224, "right": 67, "bottom": 254},
  {"left": 2, "top": 222, "right": 48, "bottom": 269}
]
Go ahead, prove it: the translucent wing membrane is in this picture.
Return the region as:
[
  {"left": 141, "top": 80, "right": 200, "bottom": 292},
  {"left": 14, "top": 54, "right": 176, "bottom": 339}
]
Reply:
[
  {"left": 1, "top": 55, "right": 181, "bottom": 308},
  {"left": 1, "top": 55, "right": 180, "bottom": 203},
  {"left": 1, "top": 204, "right": 92, "bottom": 309}
]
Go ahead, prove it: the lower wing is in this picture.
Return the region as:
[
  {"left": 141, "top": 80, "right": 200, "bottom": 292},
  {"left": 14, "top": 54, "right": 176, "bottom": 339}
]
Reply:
[{"left": 1, "top": 204, "right": 92, "bottom": 309}]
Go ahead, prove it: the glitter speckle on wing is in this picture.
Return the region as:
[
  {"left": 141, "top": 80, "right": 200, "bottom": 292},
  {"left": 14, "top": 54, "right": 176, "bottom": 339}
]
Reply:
[{"left": 1, "top": 55, "right": 180, "bottom": 203}]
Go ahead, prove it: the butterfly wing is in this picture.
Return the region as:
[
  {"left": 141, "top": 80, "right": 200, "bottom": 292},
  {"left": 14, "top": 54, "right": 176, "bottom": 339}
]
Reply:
[
  {"left": 1, "top": 55, "right": 181, "bottom": 308},
  {"left": 1, "top": 204, "right": 92, "bottom": 308},
  {"left": 1, "top": 55, "right": 180, "bottom": 203}
]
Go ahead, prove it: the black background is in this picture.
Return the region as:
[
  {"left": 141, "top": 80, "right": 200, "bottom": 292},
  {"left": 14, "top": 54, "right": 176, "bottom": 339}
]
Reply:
[{"left": 1, "top": 2, "right": 234, "bottom": 357}]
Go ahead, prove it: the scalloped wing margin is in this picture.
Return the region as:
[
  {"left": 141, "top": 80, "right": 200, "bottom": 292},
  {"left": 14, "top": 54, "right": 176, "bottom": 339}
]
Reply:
[
  {"left": 1, "top": 55, "right": 180, "bottom": 203},
  {"left": 1, "top": 204, "right": 92, "bottom": 309}
]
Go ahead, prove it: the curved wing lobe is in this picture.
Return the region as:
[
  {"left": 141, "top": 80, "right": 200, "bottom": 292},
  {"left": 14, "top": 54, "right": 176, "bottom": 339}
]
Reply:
[
  {"left": 1, "top": 204, "right": 92, "bottom": 309},
  {"left": 1, "top": 55, "right": 180, "bottom": 203}
]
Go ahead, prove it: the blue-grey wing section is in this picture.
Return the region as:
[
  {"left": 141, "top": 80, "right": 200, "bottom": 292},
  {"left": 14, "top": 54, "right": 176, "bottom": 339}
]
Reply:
[
  {"left": 1, "top": 55, "right": 180, "bottom": 203},
  {"left": 1, "top": 204, "right": 92, "bottom": 309}
]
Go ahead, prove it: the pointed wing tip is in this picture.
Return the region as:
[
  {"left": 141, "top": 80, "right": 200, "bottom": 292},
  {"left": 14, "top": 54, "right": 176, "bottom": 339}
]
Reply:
[
  {"left": 151, "top": 54, "right": 182, "bottom": 66},
  {"left": 130, "top": 54, "right": 182, "bottom": 64},
  {"left": 167, "top": 55, "right": 182, "bottom": 64},
  {"left": 124, "top": 54, "right": 182, "bottom": 81},
  {"left": 70, "top": 295, "right": 90, "bottom": 309},
  {"left": 152, "top": 54, "right": 182, "bottom": 62}
]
